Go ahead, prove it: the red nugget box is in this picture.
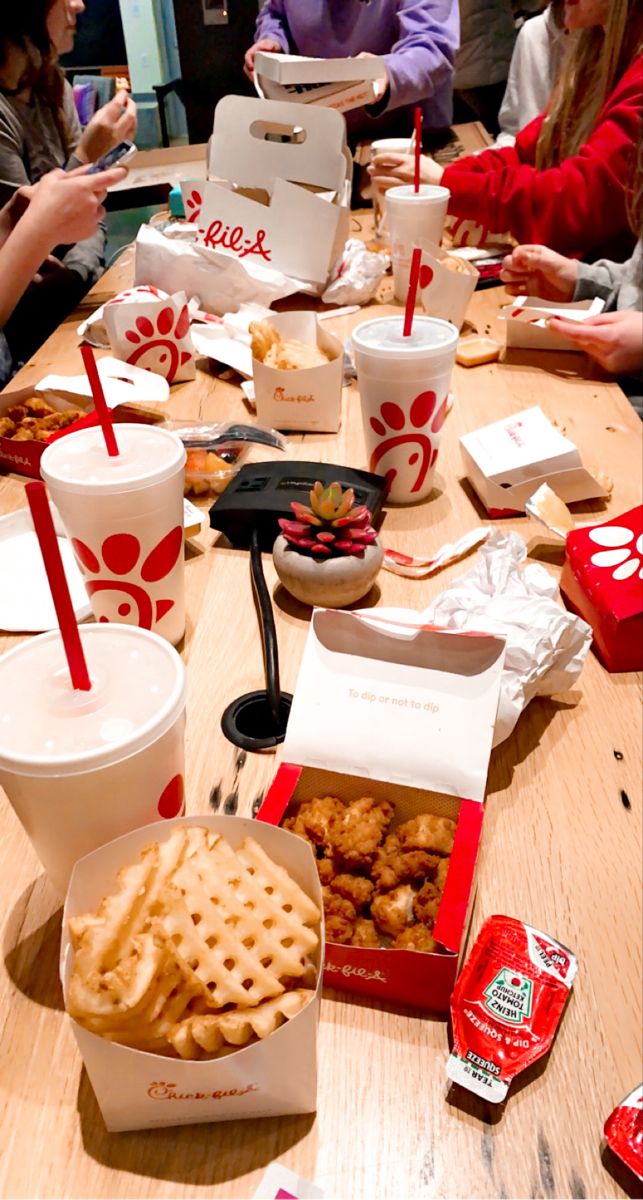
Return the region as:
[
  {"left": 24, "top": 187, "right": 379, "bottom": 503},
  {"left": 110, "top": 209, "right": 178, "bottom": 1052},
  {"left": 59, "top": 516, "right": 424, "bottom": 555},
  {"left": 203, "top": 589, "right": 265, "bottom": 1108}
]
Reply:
[
  {"left": 561, "top": 506, "right": 643, "bottom": 673},
  {"left": 258, "top": 608, "right": 505, "bottom": 1012}
]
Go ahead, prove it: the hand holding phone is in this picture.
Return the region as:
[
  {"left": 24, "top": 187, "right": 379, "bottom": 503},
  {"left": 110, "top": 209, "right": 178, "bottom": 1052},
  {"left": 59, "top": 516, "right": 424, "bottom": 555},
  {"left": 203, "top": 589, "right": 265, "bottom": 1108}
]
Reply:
[{"left": 87, "top": 140, "right": 137, "bottom": 175}]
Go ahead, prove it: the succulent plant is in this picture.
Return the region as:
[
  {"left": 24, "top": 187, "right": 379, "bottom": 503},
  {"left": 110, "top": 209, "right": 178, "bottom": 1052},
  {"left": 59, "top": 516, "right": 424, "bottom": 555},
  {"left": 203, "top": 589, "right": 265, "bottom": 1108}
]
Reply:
[{"left": 278, "top": 481, "right": 378, "bottom": 557}]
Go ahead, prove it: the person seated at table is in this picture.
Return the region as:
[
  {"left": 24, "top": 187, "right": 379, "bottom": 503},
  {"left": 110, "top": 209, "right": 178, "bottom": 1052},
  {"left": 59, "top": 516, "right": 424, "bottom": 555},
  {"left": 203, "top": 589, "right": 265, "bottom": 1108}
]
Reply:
[
  {"left": 452, "top": 0, "right": 516, "bottom": 137},
  {"left": 0, "top": 0, "right": 137, "bottom": 363},
  {"left": 368, "top": 0, "right": 643, "bottom": 261},
  {"left": 0, "top": 164, "right": 125, "bottom": 387},
  {"left": 244, "top": 0, "right": 459, "bottom": 139},
  {"left": 495, "top": 0, "right": 568, "bottom": 146}
]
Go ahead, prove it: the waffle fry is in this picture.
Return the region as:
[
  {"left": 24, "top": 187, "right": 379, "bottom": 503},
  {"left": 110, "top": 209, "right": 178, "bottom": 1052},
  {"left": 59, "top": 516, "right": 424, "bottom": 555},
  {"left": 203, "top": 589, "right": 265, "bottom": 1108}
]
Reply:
[
  {"left": 67, "top": 827, "right": 320, "bottom": 1059},
  {"left": 249, "top": 318, "right": 331, "bottom": 370}
]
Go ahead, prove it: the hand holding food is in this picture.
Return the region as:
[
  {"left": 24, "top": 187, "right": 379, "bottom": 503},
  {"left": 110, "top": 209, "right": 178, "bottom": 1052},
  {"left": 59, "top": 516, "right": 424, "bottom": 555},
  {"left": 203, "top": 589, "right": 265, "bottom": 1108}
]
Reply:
[
  {"left": 548, "top": 309, "right": 643, "bottom": 375},
  {"left": 500, "top": 244, "right": 579, "bottom": 301}
]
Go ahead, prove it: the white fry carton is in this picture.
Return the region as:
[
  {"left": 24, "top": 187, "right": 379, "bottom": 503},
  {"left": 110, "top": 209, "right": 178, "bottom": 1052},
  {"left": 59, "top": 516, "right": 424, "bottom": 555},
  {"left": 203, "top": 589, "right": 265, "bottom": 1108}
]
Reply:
[
  {"left": 418, "top": 242, "right": 479, "bottom": 330},
  {"left": 460, "top": 405, "right": 609, "bottom": 515},
  {"left": 501, "top": 295, "right": 605, "bottom": 351},
  {"left": 199, "top": 96, "right": 351, "bottom": 286},
  {"left": 252, "top": 311, "right": 344, "bottom": 433},
  {"left": 254, "top": 52, "right": 383, "bottom": 114},
  {"left": 60, "top": 815, "right": 323, "bottom": 1132}
]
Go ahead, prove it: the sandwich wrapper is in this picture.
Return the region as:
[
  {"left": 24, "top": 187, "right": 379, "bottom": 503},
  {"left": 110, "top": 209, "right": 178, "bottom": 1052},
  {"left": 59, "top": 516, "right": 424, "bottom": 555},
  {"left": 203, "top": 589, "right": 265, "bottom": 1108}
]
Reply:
[
  {"left": 135, "top": 224, "right": 307, "bottom": 315},
  {"left": 254, "top": 50, "right": 383, "bottom": 114},
  {"left": 501, "top": 295, "right": 606, "bottom": 351},
  {"left": 418, "top": 242, "right": 479, "bottom": 330},
  {"left": 60, "top": 815, "right": 323, "bottom": 1132},
  {"left": 198, "top": 95, "right": 351, "bottom": 288},
  {"left": 190, "top": 302, "right": 274, "bottom": 378},
  {"left": 252, "top": 312, "right": 344, "bottom": 433},
  {"left": 321, "top": 238, "right": 389, "bottom": 307},
  {"left": 0, "top": 360, "right": 169, "bottom": 479},
  {"left": 460, "top": 405, "right": 611, "bottom": 516},
  {"left": 102, "top": 288, "right": 196, "bottom": 384},
  {"left": 258, "top": 608, "right": 506, "bottom": 1012},
  {"left": 423, "top": 530, "right": 592, "bottom": 745}
]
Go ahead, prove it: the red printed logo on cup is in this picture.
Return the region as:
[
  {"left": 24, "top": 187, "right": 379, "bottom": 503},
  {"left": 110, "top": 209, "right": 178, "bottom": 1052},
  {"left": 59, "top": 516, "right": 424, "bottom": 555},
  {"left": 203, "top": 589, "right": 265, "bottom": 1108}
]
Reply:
[
  {"left": 72, "top": 527, "right": 183, "bottom": 630},
  {"left": 157, "top": 774, "right": 184, "bottom": 819},
  {"left": 123, "top": 305, "right": 192, "bottom": 383},
  {"left": 368, "top": 391, "right": 448, "bottom": 494},
  {"left": 198, "top": 219, "right": 272, "bottom": 262}
]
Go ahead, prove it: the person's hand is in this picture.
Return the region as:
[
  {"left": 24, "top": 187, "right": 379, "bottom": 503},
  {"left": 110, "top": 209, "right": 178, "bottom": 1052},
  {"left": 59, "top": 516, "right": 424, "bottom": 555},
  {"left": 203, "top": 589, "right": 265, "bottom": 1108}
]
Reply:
[
  {"left": 76, "top": 90, "right": 137, "bottom": 164},
  {"left": 548, "top": 310, "right": 643, "bottom": 376},
  {"left": 0, "top": 184, "right": 36, "bottom": 248},
  {"left": 501, "top": 244, "right": 579, "bottom": 301},
  {"left": 356, "top": 51, "right": 389, "bottom": 103},
  {"left": 244, "top": 38, "right": 283, "bottom": 82},
  {"left": 367, "top": 152, "right": 444, "bottom": 192},
  {"left": 23, "top": 165, "right": 126, "bottom": 247}
]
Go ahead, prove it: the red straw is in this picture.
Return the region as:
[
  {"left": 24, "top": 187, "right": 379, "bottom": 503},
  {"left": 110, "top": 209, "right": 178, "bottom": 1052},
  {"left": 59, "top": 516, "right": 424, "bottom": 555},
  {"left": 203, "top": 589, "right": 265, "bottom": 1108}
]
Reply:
[
  {"left": 403, "top": 246, "right": 422, "bottom": 337},
  {"left": 80, "top": 344, "right": 119, "bottom": 457},
  {"left": 26, "top": 482, "right": 92, "bottom": 691},
  {"left": 414, "top": 106, "right": 422, "bottom": 193}
]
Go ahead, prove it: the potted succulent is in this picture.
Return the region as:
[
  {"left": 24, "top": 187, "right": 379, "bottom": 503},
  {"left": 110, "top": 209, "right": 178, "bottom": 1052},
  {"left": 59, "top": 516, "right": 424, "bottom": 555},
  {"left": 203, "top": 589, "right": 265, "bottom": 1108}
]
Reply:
[{"left": 273, "top": 481, "right": 383, "bottom": 608}]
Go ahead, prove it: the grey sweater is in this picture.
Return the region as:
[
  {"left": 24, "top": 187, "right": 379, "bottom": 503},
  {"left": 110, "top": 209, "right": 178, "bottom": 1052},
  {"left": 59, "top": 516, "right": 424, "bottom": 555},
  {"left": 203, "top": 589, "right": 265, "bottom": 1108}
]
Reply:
[
  {"left": 0, "top": 80, "right": 105, "bottom": 285},
  {"left": 574, "top": 239, "right": 642, "bottom": 412}
]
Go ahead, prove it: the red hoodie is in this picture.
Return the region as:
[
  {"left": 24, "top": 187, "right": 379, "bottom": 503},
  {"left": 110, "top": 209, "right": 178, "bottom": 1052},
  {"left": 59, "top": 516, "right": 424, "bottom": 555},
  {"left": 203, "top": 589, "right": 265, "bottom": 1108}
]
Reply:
[{"left": 442, "top": 55, "right": 642, "bottom": 260}]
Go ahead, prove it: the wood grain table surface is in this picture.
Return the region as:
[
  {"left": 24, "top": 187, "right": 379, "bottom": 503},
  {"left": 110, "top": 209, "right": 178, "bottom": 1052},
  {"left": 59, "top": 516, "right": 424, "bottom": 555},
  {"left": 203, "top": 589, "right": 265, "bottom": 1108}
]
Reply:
[{"left": 0, "top": 163, "right": 641, "bottom": 1200}]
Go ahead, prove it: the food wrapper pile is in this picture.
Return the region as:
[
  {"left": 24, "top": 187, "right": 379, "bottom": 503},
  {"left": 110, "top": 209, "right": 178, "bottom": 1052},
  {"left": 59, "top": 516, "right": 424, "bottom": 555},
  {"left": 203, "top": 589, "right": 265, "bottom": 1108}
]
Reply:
[
  {"left": 321, "top": 238, "right": 388, "bottom": 306},
  {"left": 423, "top": 531, "right": 592, "bottom": 745}
]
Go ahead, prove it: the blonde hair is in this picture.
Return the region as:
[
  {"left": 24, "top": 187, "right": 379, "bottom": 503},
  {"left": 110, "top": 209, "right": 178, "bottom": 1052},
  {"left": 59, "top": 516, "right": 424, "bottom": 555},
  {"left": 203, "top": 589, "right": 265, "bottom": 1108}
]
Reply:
[{"left": 536, "top": 0, "right": 643, "bottom": 169}]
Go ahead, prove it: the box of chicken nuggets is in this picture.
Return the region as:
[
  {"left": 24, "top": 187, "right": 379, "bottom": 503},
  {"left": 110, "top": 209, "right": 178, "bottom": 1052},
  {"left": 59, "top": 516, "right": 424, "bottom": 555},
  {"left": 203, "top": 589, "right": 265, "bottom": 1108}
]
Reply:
[
  {"left": 60, "top": 814, "right": 323, "bottom": 1132},
  {"left": 251, "top": 312, "right": 344, "bottom": 433},
  {"left": 257, "top": 609, "right": 506, "bottom": 1012}
]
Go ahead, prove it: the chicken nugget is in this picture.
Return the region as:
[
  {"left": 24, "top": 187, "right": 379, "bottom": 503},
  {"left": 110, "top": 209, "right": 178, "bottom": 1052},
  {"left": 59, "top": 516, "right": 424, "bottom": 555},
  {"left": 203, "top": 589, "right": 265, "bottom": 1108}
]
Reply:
[
  {"left": 23, "top": 397, "right": 55, "bottom": 417},
  {"left": 301, "top": 795, "right": 345, "bottom": 850},
  {"left": 413, "top": 881, "right": 442, "bottom": 929},
  {"left": 0, "top": 418, "right": 16, "bottom": 437},
  {"left": 351, "top": 918, "right": 381, "bottom": 948},
  {"left": 435, "top": 857, "right": 450, "bottom": 892},
  {"left": 5, "top": 404, "right": 28, "bottom": 423},
  {"left": 392, "top": 924, "right": 438, "bottom": 954},
  {"left": 323, "top": 887, "right": 357, "bottom": 944},
  {"left": 371, "top": 884, "right": 416, "bottom": 937},
  {"left": 329, "top": 795, "right": 394, "bottom": 869},
  {"left": 372, "top": 833, "right": 441, "bottom": 890},
  {"left": 316, "top": 856, "right": 336, "bottom": 886},
  {"left": 397, "top": 813, "right": 456, "bottom": 856},
  {"left": 11, "top": 428, "right": 35, "bottom": 441},
  {"left": 325, "top": 914, "right": 354, "bottom": 944},
  {"left": 330, "top": 873, "right": 374, "bottom": 912}
]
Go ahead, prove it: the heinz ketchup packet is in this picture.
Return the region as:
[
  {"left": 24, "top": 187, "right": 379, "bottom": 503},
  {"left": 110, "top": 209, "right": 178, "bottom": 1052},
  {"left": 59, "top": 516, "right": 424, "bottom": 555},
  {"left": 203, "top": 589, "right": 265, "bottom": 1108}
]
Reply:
[
  {"left": 604, "top": 1085, "right": 643, "bottom": 1180},
  {"left": 447, "top": 915, "right": 577, "bottom": 1103}
]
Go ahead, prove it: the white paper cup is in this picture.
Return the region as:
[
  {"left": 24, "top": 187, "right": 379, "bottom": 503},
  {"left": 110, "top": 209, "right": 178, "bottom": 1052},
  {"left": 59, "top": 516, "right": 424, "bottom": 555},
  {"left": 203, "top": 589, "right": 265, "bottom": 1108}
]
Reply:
[
  {"left": 41, "top": 424, "right": 187, "bottom": 646},
  {"left": 369, "top": 138, "right": 413, "bottom": 238},
  {"left": 0, "top": 624, "right": 186, "bottom": 894},
  {"left": 385, "top": 185, "right": 450, "bottom": 300},
  {"left": 353, "top": 315, "right": 458, "bottom": 504},
  {"left": 417, "top": 240, "right": 479, "bottom": 329}
]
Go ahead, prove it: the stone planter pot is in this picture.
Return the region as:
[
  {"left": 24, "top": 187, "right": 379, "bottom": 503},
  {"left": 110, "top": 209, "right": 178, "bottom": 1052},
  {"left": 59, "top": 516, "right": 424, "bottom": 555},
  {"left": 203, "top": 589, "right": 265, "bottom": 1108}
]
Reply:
[{"left": 273, "top": 535, "right": 384, "bottom": 609}]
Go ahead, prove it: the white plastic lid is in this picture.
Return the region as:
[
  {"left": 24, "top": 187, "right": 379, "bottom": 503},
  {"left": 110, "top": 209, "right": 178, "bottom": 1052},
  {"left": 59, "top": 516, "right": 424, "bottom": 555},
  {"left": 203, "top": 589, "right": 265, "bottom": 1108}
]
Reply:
[
  {"left": 352, "top": 315, "right": 458, "bottom": 360},
  {"left": 0, "top": 624, "right": 186, "bottom": 775},
  {"left": 40, "top": 424, "right": 186, "bottom": 496},
  {"left": 386, "top": 184, "right": 450, "bottom": 204}
]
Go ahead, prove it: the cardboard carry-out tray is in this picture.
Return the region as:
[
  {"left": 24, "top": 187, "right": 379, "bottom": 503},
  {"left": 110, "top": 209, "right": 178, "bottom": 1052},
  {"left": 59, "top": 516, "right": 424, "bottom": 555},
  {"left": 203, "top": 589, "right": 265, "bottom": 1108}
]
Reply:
[
  {"left": 258, "top": 609, "right": 505, "bottom": 1012},
  {"left": 252, "top": 312, "right": 343, "bottom": 433},
  {"left": 254, "top": 52, "right": 383, "bottom": 113},
  {"left": 197, "top": 96, "right": 351, "bottom": 286},
  {"left": 460, "top": 406, "right": 610, "bottom": 517},
  {"left": 501, "top": 295, "right": 605, "bottom": 351},
  {"left": 60, "top": 814, "right": 323, "bottom": 1132},
  {"left": 0, "top": 359, "right": 169, "bottom": 479}
]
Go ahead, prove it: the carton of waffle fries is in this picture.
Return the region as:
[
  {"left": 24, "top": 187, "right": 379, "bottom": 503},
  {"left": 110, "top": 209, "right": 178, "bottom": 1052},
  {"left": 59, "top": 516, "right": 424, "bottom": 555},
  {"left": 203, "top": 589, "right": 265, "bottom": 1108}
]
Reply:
[
  {"left": 60, "top": 815, "right": 323, "bottom": 1131},
  {"left": 258, "top": 609, "right": 505, "bottom": 1011},
  {"left": 417, "top": 241, "right": 479, "bottom": 330},
  {"left": 250, "top": 312, "right": 343, "bottom": 433}
]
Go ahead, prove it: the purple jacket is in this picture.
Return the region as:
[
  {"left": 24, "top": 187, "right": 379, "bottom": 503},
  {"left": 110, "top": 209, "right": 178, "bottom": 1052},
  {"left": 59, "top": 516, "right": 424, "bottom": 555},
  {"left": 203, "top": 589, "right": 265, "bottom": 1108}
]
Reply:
[{"left": 255, "top": 0, "right": 459, "bottom": 132}]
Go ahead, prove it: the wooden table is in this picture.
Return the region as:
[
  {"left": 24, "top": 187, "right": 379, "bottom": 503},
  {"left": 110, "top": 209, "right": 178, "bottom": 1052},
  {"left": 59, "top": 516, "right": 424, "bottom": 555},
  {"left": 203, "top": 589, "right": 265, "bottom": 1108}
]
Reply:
[{"left": 0, "top": 209, "right": 641, "bottom": 1200}]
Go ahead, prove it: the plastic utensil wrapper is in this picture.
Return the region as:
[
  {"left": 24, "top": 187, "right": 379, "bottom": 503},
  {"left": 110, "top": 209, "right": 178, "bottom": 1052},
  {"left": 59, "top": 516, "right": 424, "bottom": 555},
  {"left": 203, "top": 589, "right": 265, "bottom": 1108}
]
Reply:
[{"left": 447, "top": 915, "right": 577, "bottom": 1103}]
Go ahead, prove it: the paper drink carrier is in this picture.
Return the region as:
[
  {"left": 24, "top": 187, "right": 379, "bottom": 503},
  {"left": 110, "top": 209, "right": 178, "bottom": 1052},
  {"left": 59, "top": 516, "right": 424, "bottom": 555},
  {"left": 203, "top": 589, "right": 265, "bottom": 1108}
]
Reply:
[
  {"left": 193, "top": 96, "right": 352, "bottom": 287},
  {"left": 258, "top": 609, "right": 505, "bottom": 1012},
  {"left": 60, "top": 815, "right": 323, "bottom": 1132}
]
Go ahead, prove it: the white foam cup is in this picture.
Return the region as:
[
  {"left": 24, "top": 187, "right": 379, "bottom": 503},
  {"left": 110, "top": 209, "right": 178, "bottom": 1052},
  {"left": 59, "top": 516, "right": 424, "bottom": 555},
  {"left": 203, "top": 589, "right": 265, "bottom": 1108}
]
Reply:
[
  {"left": 353, "top": 315, "right": 458, "bottom": 504},
  {"left": 385, "top": 185, "right": 450, "bottom": 300},
  {"left": 41, "top": 424, "right": 186, "bottom": 645},
  {"left": 369, "top": 138, "right": 413, "bottom": 238},
  {"left": 0, "top": 624, "right": 187, "bottom": 893}
]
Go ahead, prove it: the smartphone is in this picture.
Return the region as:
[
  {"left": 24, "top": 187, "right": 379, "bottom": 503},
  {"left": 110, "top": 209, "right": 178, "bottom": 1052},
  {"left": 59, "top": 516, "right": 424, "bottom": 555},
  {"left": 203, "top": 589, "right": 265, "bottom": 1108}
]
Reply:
[{"left": 87, "top": 140, "right": 137, "bottom": 175}]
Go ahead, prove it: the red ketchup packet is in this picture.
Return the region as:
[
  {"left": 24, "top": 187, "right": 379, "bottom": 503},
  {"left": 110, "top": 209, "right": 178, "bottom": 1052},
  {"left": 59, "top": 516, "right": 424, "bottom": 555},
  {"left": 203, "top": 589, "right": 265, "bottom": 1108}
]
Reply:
[
  {"left": 604, "top": 1085, "right": 643, "bottom": 1180},
  {"left": 447, "top": 915, "right": 577, "bottom": 1103}
]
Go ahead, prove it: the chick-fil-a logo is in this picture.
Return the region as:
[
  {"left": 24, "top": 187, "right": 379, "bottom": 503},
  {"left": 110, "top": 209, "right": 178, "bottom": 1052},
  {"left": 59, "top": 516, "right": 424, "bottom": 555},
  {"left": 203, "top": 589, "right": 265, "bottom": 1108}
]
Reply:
[
  {"left": 198, "top": 219, "right": 271, "bottom": 262},
  {"left": 148, "top": 1081, "right": 259, "bottom": 1101},
  {"left": 325, "top": 962, "right": 387, "bottom": 984}
]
